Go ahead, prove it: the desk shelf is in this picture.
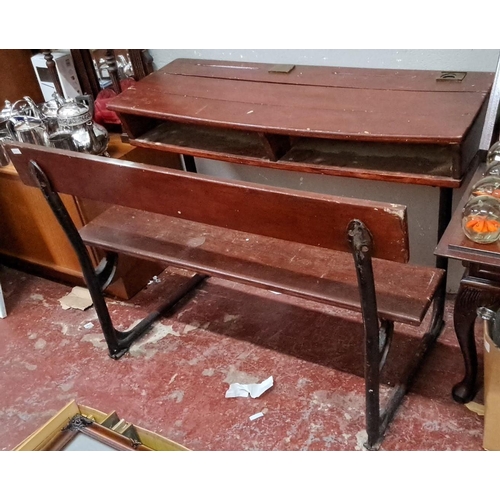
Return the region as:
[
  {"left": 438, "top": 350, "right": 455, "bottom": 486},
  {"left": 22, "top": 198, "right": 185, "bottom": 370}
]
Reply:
[{"left": 128, "top": 118, "right": 465, "bottom": 188}]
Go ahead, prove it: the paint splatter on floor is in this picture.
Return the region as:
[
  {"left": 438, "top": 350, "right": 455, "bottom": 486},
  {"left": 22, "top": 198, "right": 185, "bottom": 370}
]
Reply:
[{"left": 0, "top": 266, "right": 485, "bottom": 451}]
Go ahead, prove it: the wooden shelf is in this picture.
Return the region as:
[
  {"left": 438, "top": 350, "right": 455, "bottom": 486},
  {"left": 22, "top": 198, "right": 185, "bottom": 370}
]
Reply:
[{"left": 129, "top": 120, "right": 465, "bottom": 188}]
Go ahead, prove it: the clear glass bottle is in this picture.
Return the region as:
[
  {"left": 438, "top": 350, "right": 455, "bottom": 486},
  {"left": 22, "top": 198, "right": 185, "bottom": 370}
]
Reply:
[{"left": 462, "top": 195, "right": 500, "bottom": 244}]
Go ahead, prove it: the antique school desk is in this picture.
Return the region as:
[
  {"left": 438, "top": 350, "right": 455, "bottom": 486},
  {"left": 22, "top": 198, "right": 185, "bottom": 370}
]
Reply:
[
  {"left": 107, "top": 58, "right": 492, "bottom": 233},
  {"left": 107, "top": 57, "right": 494, "bottom": 395}
]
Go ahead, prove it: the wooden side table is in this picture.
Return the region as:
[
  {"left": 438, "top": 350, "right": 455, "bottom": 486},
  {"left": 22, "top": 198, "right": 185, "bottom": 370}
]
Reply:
[{"left": 435, "top": 162, "right": 500, "bottom": 403}]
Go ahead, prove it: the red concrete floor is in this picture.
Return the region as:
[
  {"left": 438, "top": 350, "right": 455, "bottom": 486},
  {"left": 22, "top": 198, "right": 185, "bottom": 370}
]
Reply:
[{"left": 0, "top": 264, "right": 486, "bottom": 451}]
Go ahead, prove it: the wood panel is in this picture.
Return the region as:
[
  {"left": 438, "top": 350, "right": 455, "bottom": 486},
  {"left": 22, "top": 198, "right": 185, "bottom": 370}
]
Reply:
[
  {"left": 108, "top": 59, "right": 493, "bottom": 144},
  {"left": 0, "top": 50, "right": 43, "bottom": 103},
  {"left": 80, "top": 205, "right": 443, "bottom": 325},
  {"left": 7, "top": 142, "right": 410, "bottom": 262},
  {"left": 0, "top": 168, "right": 83, "bottom": 278},
  {"left": 163, "top": 58, "right": 493, "bottom": 93},
  {"left": 128, "top": 122, "right": 464, "bottom": 187}
]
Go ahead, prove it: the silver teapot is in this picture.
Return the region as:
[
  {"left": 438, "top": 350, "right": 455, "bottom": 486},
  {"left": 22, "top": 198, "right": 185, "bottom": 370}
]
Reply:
[
  {"left": 0, "top": 100, "right": 16, "bottom": 166},
  {"left": 39, "top": 94, "right": 64, "bottom": 135},
  {"left": 0, "top": 100, "right": 15, "bottom": 132},
  {"left": 5, "top": 96, "right": 54, "bottom": 147},
  {"left": 56, "top": 96, "right": 109, "bottom": 155},
  {"left": 3, "top": 93, "right": 109, "bottom": 156}
]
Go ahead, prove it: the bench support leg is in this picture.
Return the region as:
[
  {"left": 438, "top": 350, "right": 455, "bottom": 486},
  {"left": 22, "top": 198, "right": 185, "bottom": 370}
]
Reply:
[
  {"left": 348, "top": 220, "right": 382, "bottom": 449},
  {"left": 348, "top": 220, "right": 445, "bottom": 450},
  {"left": 29, "top": 160, "right": 207, "bottom": 359}
]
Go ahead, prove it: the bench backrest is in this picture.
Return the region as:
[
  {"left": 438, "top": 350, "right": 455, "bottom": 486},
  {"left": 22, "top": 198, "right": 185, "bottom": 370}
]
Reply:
[{"left": 6, "top": 142, "right": 410, "bottom": 263}]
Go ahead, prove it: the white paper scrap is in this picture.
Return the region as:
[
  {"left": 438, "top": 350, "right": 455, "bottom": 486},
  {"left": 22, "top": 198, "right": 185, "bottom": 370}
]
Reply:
[
  {"left": 225, "top": 376, "right": 274, "bottom": 399},
  {"left": 83, "top": 322, "right": 94, "bottom": 330},
  {"left": 59, "top": 286, "right": 93, "bottom": 311},
  {"left": 249, "top": 412, "right": 264, "bottom": 421}
]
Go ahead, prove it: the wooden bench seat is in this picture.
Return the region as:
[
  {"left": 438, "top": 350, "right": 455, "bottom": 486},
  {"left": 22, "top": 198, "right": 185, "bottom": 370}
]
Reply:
[
  {"left": 6, "top": 142, "right": 446, "bottom": 450},
  {"left": 80, "top": 205, "right": 443, "bottom": 326}
]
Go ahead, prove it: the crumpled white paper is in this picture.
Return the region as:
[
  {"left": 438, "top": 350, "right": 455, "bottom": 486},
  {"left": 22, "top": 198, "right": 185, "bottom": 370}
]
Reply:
[{"left": 225, "top": 376, "right": 274, "bottom": 399}]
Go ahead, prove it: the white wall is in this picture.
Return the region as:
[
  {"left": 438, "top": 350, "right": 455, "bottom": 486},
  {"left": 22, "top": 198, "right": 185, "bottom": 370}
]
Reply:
[
  {"left": 148, "top": 49, "right": 500, "bottom": 292},
  {"left": 150, "top": 49, "right": 500, "bottom": 73}
]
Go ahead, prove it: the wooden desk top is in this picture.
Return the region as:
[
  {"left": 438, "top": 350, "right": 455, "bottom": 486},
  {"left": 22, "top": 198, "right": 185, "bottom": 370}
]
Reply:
[
  {"left": 107, "top": 59, "right": 494, "bottom": 188},
  {"left": 108, "top": 58, "right": 493, "bottom": 145},
  {"left": 435, "top": 162, "right": 500, "bottom": 267}
]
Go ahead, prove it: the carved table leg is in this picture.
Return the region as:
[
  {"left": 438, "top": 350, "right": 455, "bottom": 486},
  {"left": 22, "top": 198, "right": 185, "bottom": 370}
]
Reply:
[
  {"left": 452, "top": 280, "right": 500, "bottom": 403},
  {"left": 42, "top": 50, "right": 64, "bottom": 97},
  {"left": 105, "top": 50, "right": 121, "bottom": 95}
]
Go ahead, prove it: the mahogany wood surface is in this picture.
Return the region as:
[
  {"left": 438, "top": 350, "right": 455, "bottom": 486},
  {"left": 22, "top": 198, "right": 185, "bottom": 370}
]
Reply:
[
  {"left": 6, "top": 142, "right": 410, "bottom": 263},
  {"left": 0, "top": 50, "right": 44, "bottom": 103},
  {"left": 106, "top": 58, "right": 493, "bottom": 187},
  {"left": 0, "top": 134, "right": 177, "bottom": 299},
  {"left": 79, "top": 205, "right": 443, "bottom": 325},
  {"left": 108, "top": 58, "right": 493, "bottom": 144},
  {"left": 163, "top": 58, "right": 492, "bottom": 93}
]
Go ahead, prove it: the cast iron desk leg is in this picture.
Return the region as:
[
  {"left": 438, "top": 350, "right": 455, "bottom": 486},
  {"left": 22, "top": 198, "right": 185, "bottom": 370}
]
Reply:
[
  {"left": 436, "top": 187, "right": 453, "bottom": 271},
  {"left": 433, "top": 187, "right": 453, "bottom": 325}
]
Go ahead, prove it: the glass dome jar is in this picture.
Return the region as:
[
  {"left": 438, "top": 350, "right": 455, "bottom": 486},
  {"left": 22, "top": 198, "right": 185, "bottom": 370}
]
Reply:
[
  {"left": 485, "top": 161, "right": 500, "bottom": 178},
  {"left": 487, "top": 141, "right": 500, "bottom": 167},
  {"left": 462, "top": 195, "right": 500, "bottom": 244},
  {"left": 470, "top": 176, "right": 500, "bottom": 200}
]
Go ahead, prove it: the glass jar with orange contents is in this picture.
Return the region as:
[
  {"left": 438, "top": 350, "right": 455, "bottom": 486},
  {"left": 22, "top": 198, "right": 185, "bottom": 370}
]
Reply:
[
  {"left": 470, "top": 176, "right": 500, "bottom": 200},
  {"left": 462, "top": 195, "right": 500, "bottom": 244}
]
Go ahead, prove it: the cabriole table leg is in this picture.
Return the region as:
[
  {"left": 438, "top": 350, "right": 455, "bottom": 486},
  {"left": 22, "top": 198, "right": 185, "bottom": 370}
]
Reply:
[{"left": 452, "top": 278, "right": 500, "bottom": 403}]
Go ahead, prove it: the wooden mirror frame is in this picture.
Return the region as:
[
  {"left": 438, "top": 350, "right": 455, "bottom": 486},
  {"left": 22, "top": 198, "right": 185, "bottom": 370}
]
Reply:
[
  {"left": 39, "top": 49, "right": 155, "bottom": 100},
  {"left": 71, "top": 49, "right": 154, "bottom": 98}
]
